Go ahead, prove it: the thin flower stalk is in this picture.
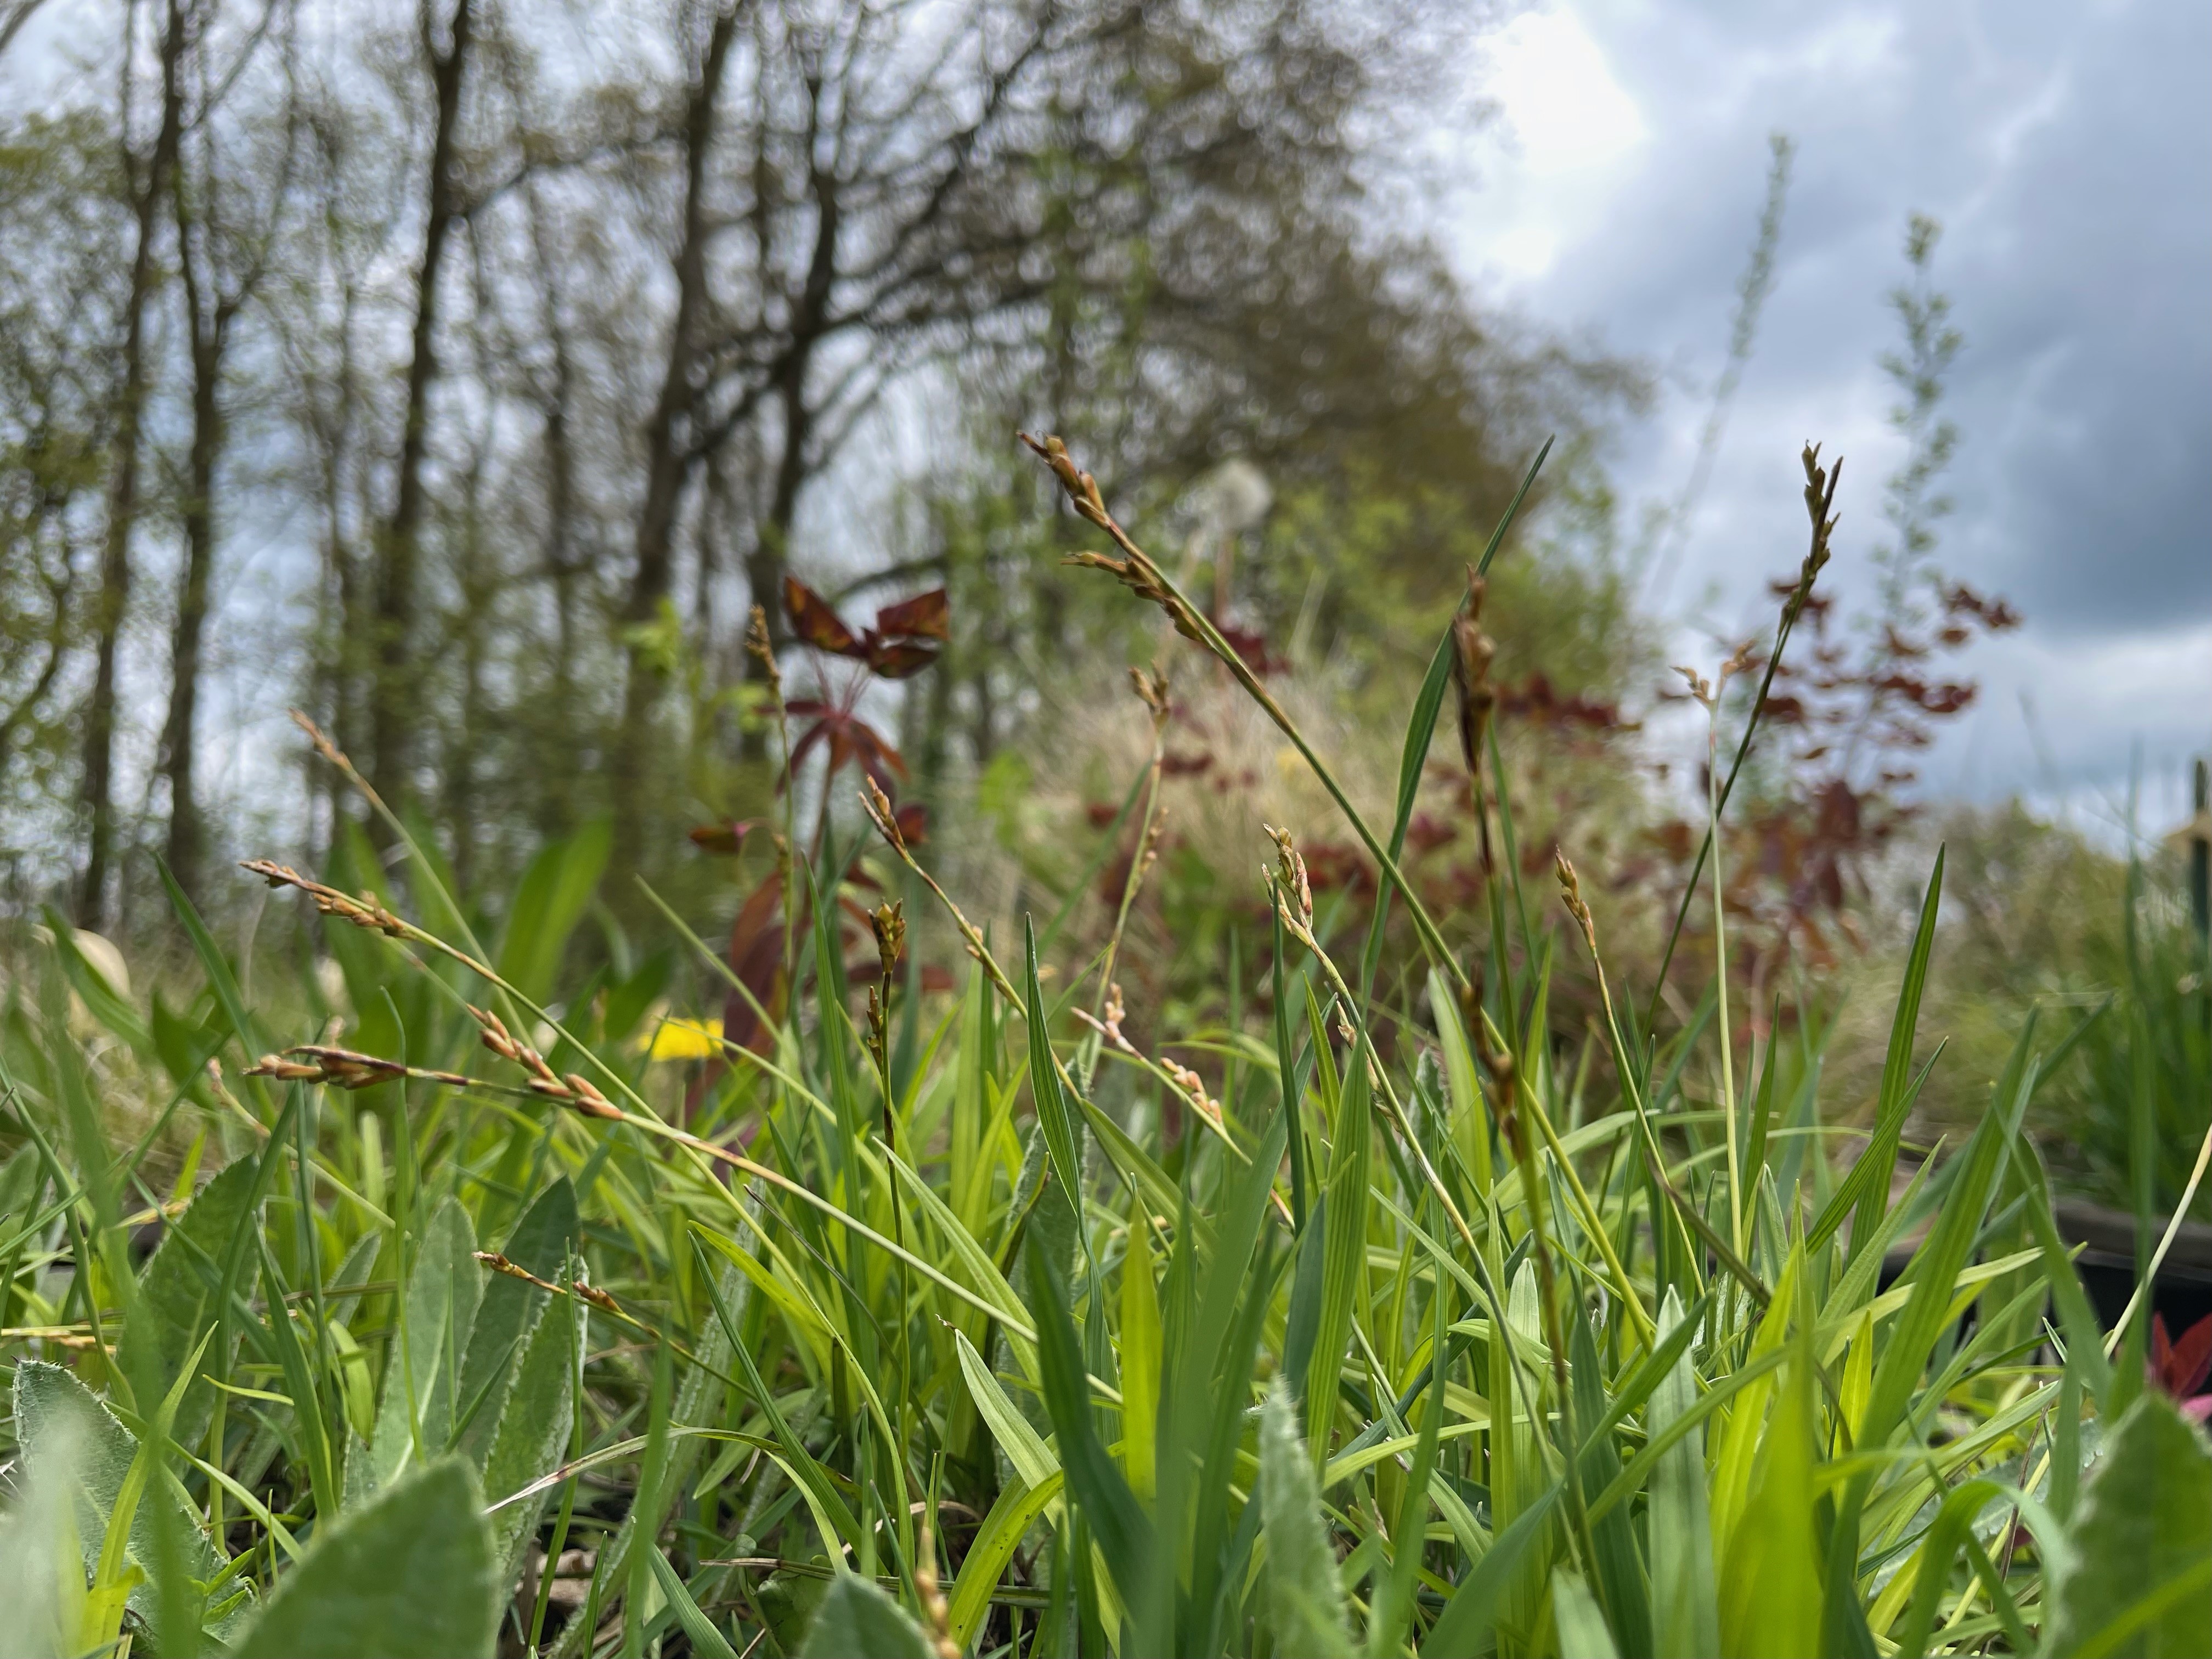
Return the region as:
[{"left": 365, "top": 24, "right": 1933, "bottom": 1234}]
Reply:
[{"left": 1022, "top": 432, "right": 1468, "bottom": 987}]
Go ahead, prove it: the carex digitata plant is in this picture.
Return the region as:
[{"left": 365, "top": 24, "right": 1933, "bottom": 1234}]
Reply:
[{"left": 4, "top": 436, "right": 2210, "bottom": 1659}]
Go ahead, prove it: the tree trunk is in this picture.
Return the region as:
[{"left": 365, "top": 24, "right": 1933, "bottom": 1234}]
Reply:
[
  {"left": 160, "top": 286, "right": 221, "bottom": 904},
  {"left": 523, "top": 178, "right": 580, "bottom": 830},
  {"left": 160, "top": 0, "right": 228, "bottom": 907},
  {"left": 80, "top": 0, "right": 185, "bottom": 927},
  {"left": 612, "top": 0, "right": 737, "bottom": 871},
  {"left": 369, "top": 0, "right": 473, "bottom": 819}
]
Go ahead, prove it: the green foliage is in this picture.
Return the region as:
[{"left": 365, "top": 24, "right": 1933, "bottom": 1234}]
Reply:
[
  {"left": 230, "top": 1459, "right": 501, "bottom": 1659},
  {"left": 2044, "top": 1395, "right": 2212, "bottom": 1658},
  {"left": 798, "top": 1572, "right": 935, "bottom": 1659},
  {"left": 1259, "top": 1378, "right": 1354, "bottom": 1658},
  {"left": 0, "top": 588, "right": 2198, "bottom": 1659}
]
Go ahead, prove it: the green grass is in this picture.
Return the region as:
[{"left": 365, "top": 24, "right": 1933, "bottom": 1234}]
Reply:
[{"left": 3, "top": 448, "right": 2210, "bottom": 1658}]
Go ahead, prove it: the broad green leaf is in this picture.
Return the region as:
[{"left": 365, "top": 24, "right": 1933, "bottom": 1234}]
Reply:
[
  {"left": 232, "top": 1458, "right": 499, "bottom": 1659},
  {"left": 91, "top": 1325, "right": 216, "bottom": 1650},
  {"left": 955, "top": 1328, "right": 1057, "bottom": 1491},
  {"left": 800, "top": 1575, "right": 929, "bottom": 1659},
  {"left": 365, "top": 1195, "right": 480, "bottom": 1492},
  {"left": 494, "top": 819, "right": 611, "bottom": 1004},
  {"left": 0, "top": 1385, "right": 91, "bottom": 1656},
  {"left": 1119, "top": 1196, "right": 1162, "bottom": 1499},
  {"left": 1259, "top": 1377, "right": 1353, "bottom": 1658},
  {"left": 799, "top": 1571, "right": 933, "bottom": 1659},
  {"left": 117, "top": 1156, "right": 257, "bottom": 1445},
  {"left": 1028, "top": 1235, "right": 1152, "bottom": 1604},
  {"left": 1647, "top": 1289, "right": 1718, "bottom": 1659},
  {"left": 1424, "top": 1484, "right": 1561, "bottom": 1659},
  {"left": 455, "top": 1176, "right": 577, "bottom": 1468},
  {"left": 1551, "top": 1567, "right": 1621, "bottom": 1659},
  {"left": 2045, "top": 1394, "right": 2212, "bottom": 1658},
  {"left": 481, "top": 1284, "right": 577, "bottom": 1580},
  {"left": 1306, "top": 1034, "right": 1370, "bottom": 1458},
  {"left": 1571, "top": 1302, "right": 1650, "bottom": 1659},
  {"left": 12, "top": 1358, "right": 233, "bottom": 1641},
  {"left": 1717, "top": 1305, "right": 1822, "bottom": 1659},
  {"left": 947, "top": 1471, "right": 1064, "bottom": 1651}
]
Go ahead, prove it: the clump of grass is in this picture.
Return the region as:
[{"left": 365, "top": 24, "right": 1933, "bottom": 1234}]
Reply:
[{"left": 3, "top": 438, "right": 2210, "bottom": 1659}]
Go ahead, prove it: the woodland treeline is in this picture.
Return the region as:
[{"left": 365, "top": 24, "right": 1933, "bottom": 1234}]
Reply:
[{"left": 0, "top": 0, "right": 1636, "bottom": 933}]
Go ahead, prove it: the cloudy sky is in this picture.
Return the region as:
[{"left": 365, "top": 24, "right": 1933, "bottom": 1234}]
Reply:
[{"left": 1442, "top": 0, "right": 2210, "bottom": 837}]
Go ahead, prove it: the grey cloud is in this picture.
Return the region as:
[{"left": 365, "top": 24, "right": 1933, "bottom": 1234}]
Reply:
[{"left": 1456, "top": 0, "right": 2209, "bottom": 802}]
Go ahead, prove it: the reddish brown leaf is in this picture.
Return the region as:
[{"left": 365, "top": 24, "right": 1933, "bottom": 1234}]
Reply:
[
  {"left": 865, "top": 638, "right": 943, "bottom": 679},
  {"left": 784, "top": 575, "right": 864, "bottom": 658},
  {"left": 2154, "top": 1312, "right": 2212, "bottom": 1402},
  {"left": 873, "top": 588, "right": 951, "bottom": 642}
]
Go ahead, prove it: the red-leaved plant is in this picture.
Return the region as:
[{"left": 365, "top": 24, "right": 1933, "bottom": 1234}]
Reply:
[
  {"left": 689, "top": 583, "right": 946, "bottom": 1057},
  {"left": 2151, "top": 1311, "right": 2212, "bottom": 1424}
]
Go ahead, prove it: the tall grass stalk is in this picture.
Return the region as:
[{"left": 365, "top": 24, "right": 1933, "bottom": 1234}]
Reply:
[{"left": 2, "top": 440, "right": 2208, "bottom": 1659}]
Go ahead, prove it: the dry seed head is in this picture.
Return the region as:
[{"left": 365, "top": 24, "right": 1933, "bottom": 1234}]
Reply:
[
  {"left": 470, "top": 1004, "right": 522, "bottom": 1062},
  {"left": 469, "top": 1002, "right": 564, "bottom": 1089},
  {"left": 240, "top": 859, "right": 407, "bottom": 938},
  {"left": 247, "top": 1054, "right": 327, "bottom": 1084},
  {"left": 1451, "top": 571, "right": 1497, "bottom": 777},
  {"left": 563, "top": 1073, "right": 620, "bottom": 1119},
  {"left": 289, "top": 708, "right": 356, "bottom": 777},
  {"left": 476, "top": 1248, "right": 616, "bottom": 1314},
  {"left": 860, "top": 778, "right": 905, "bottom": 854},
  {"left": 870, "top": 900, "right": 906, "bottom": 983},
  {"left": 1673, "top": 665, "right": 1715, "bottom": 709},
  {"left": 1164, "top": 1056, "right": 1222, "bottom": 1125},
  {"left": 1790, "top": 443, "right": 1842, "bottom": 621},
  {"left": 1130, "top": 661, "right": 1171, "bottom": 727},
  {"left": 915, "top": 1514, "right": 958, "bottom": 1659},
  {"left": 247, "top": 1046, "right": 409, "bottom": 1090},
  {"left": 1019, "top": 431, "right": 1110, "bottom": 527},
  {"left": 1023, "top": 433, "right": 1207, "bottom": 644},
  {"left": 745, "top": 603, "right": 783, "bottom": 697},
  {"left": 1554, "top": 850, "right": 1598, "bottom": 953},
  {"left": 1718, "top": 640, "right": 1760, "bottom": 693},
  {"left": 1263, "top": 824, "right": 1312, "bottom": 928},
  {"left": 1141, "top": 807, "right": 1168, "bottom": 874}
]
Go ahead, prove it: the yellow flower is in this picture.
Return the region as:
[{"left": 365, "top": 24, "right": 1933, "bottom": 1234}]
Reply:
[{"left": 641, "top": 1017, "right": 723, "bottom": 1062}]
